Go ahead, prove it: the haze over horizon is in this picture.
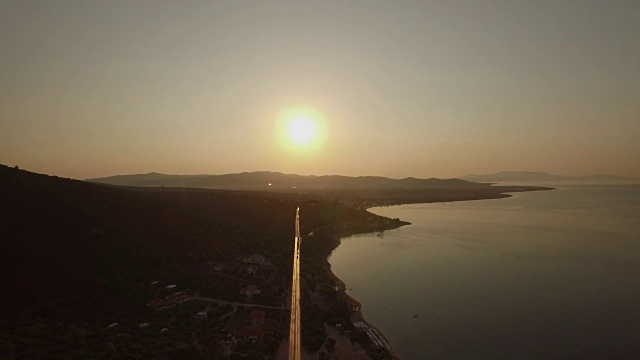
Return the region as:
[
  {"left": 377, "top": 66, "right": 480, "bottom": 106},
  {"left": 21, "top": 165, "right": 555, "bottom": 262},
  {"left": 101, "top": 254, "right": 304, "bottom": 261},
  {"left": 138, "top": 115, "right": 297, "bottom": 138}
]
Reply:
[{"left": 2, "top": 0, "right": 639, "bottom": 179}]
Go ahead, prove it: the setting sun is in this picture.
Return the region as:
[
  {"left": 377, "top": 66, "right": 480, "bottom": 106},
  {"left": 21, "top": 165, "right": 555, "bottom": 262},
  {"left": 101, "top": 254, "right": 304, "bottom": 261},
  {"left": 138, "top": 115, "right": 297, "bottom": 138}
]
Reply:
[
  {"left": 276, "top": 107, "right": 327, "bottom": 152},
  {"left": 287, "top": 115, "right": 317, "bottom": 144}
]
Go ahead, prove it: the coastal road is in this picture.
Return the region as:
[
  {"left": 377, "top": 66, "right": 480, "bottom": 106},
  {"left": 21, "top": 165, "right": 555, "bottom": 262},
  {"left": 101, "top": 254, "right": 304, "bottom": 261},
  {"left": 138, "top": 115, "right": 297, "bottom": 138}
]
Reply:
[{"left": 288, "top": 207, "right": 301, "bottom": 360}]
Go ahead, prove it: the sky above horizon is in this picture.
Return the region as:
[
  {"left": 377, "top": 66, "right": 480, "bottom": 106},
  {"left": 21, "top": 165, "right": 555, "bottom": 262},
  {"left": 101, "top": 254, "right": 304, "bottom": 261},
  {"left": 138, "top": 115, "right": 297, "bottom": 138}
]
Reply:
[{"left": 1, "top": 0, "right": 639, "bottom": 179}]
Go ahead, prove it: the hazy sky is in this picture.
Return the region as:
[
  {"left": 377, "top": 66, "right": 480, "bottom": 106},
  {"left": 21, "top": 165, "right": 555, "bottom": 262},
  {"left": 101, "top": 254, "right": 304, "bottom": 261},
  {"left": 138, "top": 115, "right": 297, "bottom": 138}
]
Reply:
[{"left": 2, "top": 0, "right": 639, "bottom": 179}]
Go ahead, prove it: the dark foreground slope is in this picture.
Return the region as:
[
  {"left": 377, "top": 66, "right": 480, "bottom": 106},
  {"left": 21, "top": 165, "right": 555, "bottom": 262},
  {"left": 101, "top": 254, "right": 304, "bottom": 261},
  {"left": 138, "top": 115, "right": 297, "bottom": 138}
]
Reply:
[
  {"left": 0, "top": 165, "right": 404, "bottom": 359},
  {"left": 0, "top": 166, "right": 301, "bottom": 358},
  {"left": 0, "top": 165, "right": 550, "bottom": 359}
]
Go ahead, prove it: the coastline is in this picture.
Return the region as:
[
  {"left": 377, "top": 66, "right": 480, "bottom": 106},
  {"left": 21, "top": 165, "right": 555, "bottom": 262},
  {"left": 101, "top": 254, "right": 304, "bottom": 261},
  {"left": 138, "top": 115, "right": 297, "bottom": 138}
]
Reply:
[
  {"left": 327, "top": 265, "right": 402, "bottom": 360},
  {"left": 324, "top": 184, "right": 640, "bottom": 359},
  {"left": 319, "top": 186, "right": 554, "bottom": 359}
]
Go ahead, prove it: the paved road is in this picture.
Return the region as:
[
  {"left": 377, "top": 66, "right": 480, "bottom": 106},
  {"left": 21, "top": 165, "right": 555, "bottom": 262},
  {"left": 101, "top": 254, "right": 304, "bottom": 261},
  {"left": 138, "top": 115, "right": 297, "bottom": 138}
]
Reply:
[{"left": 288, "top": 207, "right": 301, "bottom": 360}]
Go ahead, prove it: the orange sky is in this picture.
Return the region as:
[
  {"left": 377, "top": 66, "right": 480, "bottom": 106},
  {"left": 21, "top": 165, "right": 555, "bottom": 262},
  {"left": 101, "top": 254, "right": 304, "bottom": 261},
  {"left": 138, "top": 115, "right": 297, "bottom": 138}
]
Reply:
[{"left": 1, "top": 1, "right": 639, "bottom": 179}]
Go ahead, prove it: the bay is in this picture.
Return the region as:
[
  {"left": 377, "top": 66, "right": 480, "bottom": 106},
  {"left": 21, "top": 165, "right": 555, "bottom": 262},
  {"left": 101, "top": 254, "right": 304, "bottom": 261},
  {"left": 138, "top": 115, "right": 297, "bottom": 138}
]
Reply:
[{"left": 329, "top": 185, "right": 640, "bottom": 359}]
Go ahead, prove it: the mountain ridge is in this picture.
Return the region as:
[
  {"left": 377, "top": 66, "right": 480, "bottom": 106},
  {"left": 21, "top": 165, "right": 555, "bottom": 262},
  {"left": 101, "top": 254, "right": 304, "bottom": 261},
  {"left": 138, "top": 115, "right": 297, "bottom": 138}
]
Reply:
[{"left": 87, "top": 171, "right": 486, "bottom": 190}]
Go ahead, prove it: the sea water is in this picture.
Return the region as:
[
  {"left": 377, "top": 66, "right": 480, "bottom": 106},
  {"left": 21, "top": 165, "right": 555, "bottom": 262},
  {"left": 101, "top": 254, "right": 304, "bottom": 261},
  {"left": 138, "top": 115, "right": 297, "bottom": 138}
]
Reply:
[{"left": 329, "top": 184, "right": 640, "bottom": 359}]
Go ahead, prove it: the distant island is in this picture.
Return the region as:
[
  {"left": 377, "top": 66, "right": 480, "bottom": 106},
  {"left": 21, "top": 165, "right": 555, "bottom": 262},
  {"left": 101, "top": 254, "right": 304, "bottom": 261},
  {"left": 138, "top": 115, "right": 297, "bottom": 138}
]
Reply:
[{"left": 462, "top": 171, "right": 640, "bottom": 183}]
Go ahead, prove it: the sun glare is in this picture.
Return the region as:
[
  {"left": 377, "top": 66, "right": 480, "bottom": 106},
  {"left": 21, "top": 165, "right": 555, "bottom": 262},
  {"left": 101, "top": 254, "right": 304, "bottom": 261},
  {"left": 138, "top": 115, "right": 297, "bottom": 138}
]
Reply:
[
  {"left": 287, "top": 115, "right": 317, "bottom": 144},
  {"left": 276, "top": 107, "right": 326, "bottom": 152}
]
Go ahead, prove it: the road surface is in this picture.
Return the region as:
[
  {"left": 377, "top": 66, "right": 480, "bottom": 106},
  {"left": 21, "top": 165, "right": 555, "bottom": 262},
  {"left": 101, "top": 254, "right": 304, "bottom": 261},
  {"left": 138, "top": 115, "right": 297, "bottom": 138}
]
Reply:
[{"left": 288, "top": 207, "right": 301, "bottom": 360}]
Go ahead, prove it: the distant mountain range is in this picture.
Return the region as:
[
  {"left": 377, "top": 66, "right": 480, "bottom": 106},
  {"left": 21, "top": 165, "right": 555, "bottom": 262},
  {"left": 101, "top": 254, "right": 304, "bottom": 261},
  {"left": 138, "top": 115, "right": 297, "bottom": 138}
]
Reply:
[
  {"left": 462, "top": 171, "right": 639, "bottom": 183},
  {"left": 87, "top": 171, "right": 484, "bottom": 190}
]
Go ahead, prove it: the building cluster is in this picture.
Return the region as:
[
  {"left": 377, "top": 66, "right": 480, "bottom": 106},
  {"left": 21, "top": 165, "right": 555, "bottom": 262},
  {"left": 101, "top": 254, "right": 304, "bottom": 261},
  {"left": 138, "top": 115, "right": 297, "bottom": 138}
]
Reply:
[
  {"left": 234, "top": 309, "right": 266, "bottom": 342},
  {"left": 353, "top": 322, "right": 392, "bottom": 351},
  {"left": 141, "top": 253, "right": 285, "bottom": 355},
  {"left": 148, "top": 291, "right": 191, "bottom": 310},
  {"left": 211, "top": 308, "right": 277, "bottom": 354},
  {"left": 240, "top": 284, "right": 261, "bottom": 298}
]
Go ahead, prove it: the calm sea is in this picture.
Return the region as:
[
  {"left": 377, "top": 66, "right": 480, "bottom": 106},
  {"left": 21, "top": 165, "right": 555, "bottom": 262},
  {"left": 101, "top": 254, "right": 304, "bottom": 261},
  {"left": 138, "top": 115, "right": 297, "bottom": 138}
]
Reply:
[{"left": 329, "top": 184, "right": 640, "bottom": 359}]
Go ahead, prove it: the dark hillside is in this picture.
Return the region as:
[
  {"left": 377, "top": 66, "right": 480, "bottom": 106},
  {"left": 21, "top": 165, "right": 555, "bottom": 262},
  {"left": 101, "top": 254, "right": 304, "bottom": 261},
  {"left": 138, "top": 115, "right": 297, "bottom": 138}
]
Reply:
[
  {"left": 0, "top": 165, "right": 408, "bottom": 359},
  {"left": 0, "top": 165, "right": 301, "bottom": 323},
  {"left": 0, "top": 165, "right": 550, "bottom": 359}
]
